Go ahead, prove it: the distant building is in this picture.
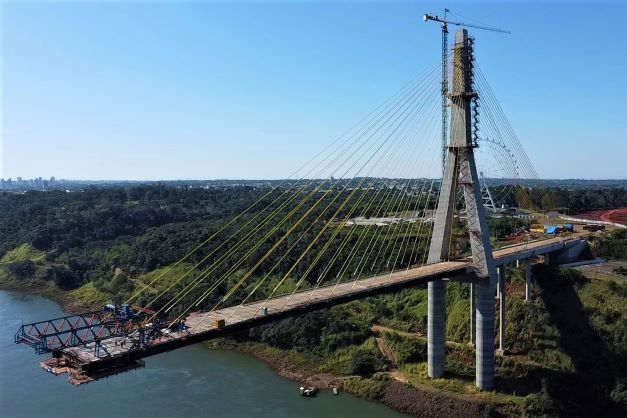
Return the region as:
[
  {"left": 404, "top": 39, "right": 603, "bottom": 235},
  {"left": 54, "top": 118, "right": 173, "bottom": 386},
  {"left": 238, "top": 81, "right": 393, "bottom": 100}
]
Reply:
[{"left": 0, "top": 176, "right": 57, "bottom": 191}]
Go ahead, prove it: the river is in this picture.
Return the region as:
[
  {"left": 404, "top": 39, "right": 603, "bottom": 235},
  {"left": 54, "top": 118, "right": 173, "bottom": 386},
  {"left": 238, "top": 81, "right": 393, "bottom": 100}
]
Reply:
[{"left": 0, "top": 290, "right": 408, "bottom": 418}]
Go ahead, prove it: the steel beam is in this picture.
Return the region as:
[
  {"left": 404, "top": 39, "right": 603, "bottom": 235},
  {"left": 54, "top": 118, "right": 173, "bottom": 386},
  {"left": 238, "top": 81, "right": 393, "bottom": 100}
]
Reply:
[{"left": 14, "top": 306, "right": 152, "bottom": 355}]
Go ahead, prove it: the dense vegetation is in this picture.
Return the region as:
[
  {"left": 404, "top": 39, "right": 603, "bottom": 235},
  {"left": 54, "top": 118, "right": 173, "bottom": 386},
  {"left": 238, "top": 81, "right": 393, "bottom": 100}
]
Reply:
[
  {"left": 496, "top": 185, "right": 627, "bottom": 213},
  {"left": 233, "top": 265, "right": 627, "bottom": 417},
  {"left": 1, "top": 184, "right": 626, "bottom": 417},
  {"left": 0, "top": 184, "right": 445, "bottom": 310},
  {"left": 591, "top": 229, "right": 627, "bottom": 260},
  {"left": 3, "top": 184, "right": 622, "bottom": 296}
]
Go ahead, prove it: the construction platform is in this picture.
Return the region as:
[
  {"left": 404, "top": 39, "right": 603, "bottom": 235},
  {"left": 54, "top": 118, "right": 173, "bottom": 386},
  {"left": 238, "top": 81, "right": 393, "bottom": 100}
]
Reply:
[{"left": 18, "top": 236, "right": 584, "bottom": 385}]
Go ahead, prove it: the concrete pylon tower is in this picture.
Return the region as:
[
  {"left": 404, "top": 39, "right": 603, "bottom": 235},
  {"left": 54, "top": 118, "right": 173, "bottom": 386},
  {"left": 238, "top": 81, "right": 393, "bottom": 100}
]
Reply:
[{"left": 427, "top": 29, "right": 498, "bottom": 390}]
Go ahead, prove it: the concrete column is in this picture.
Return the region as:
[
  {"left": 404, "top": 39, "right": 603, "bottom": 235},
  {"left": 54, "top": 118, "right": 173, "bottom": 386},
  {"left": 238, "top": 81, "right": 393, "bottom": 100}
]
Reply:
[
  {"left": 475, "top": 281, "right": 495, "bottom": 390},
  {"left": 516, "top": 259, "right": 520, "bottom": 268},
  {"left": 525, "top": 261, "right": 532, "bottom": 302},
  {"left": 469, "top": 282, "right": 476, "bottom": 346},
  {"left": 425, "top": 29, "right": 497, "bottom": 391},
  {"left": 497, "top": 266, "right": 506, "bottom": 355},
  {"left": 428, "top": 280, "right": 446, "bottom": 378}
]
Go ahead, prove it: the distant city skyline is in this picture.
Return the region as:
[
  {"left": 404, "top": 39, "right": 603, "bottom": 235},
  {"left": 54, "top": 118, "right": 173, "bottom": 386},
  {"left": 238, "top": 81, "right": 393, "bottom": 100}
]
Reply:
[{"left": 2, "top": 1, "right": 626, "bottom": 180}]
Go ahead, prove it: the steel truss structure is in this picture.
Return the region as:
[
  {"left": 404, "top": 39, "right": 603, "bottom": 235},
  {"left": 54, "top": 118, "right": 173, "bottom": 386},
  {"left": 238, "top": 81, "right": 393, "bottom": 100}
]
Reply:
[{"left": 14, "top": 305, "right": 154, "bottom": 357}]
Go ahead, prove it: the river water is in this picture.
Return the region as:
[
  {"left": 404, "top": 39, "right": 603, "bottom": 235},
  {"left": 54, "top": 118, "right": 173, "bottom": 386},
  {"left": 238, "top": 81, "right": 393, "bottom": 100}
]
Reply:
[{"left": 0, "top": 291, "right": 407, "bottom": 418}]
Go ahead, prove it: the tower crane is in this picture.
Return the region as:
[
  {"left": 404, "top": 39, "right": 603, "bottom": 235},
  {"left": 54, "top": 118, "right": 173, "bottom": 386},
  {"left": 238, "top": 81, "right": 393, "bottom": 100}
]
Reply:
[{"left": 423, "top": 10, "right": 510, "bottom": 175}]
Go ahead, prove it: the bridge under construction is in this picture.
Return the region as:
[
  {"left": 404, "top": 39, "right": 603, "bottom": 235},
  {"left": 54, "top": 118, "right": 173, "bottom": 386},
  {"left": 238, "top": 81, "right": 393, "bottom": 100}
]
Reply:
[
  {"left": 17, "top": 235, "right": 585, "bottom": 386},
  {"left": 15, "top": 24, "right": 586, "bottom": 391}
]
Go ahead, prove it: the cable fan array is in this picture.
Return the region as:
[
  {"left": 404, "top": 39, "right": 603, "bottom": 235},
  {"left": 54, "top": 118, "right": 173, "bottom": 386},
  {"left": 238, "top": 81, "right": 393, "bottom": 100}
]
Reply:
[
  {"left": 120, "top": 49, "right": 543, "bottom": 330},
  {"left": 123, "top": 58, "right": 448, "bottom": 327},
  {"left": 466, "top": 63, "right": 543, "bottom": 209},
  {"left": 474, "top": 64, "right": 550, "bottom": 209}
]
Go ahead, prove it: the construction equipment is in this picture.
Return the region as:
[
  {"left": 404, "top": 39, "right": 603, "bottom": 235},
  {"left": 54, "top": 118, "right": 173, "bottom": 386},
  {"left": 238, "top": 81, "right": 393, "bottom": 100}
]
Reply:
[
  {"left": 423, "top": 9, "right": 510, "bottom": 175},
  {"left": 212, "top": 318, "right": 226, "bottom": 328},
  {"left": 423, "top": 12, "right": 511, "bottom": 35},
  {"left": 15, "top": 304, "right": 156, "bottom": 356}
]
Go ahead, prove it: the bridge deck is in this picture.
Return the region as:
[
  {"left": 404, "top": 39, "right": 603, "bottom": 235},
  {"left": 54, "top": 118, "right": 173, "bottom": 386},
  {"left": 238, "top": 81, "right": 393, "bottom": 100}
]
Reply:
[{"left": 54, "top": 236, "right": 582, "bottom": 382}]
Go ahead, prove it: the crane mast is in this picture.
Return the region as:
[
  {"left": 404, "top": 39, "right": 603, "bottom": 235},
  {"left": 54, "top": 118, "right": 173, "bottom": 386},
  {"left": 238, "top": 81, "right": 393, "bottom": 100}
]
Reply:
[
  {"left": 423, "top": 10, "right": 510, "bottom": 177},
  {"left": 440, "top": 9, "right": 449, "bottom": 179}
]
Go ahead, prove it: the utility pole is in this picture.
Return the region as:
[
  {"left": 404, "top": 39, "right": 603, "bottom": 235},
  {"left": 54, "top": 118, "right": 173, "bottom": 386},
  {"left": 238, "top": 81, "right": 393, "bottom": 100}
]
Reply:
[{"left": 426, "top": 29, "right": 498, "bottom": 391}]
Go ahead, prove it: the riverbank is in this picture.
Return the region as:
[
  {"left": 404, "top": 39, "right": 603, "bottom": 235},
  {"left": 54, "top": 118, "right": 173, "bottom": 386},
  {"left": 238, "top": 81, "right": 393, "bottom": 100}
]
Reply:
[
  {"left": 206, "top": 339, "right": 490, "bottom": 418},
  {"left": 4, "top": 277, "right": 490, "bottom": 417},
  {"left": 9, "top": 263, "right": 627, "bottom": 417},
  {"left": 3, "top": 290, "right": 409, "bottom": 418},
  {"left": 0, "top": 277, "right": 97, "bottom": 314},
  {"left": 2, "top": 276, "right": 508, "bottom": 418}
]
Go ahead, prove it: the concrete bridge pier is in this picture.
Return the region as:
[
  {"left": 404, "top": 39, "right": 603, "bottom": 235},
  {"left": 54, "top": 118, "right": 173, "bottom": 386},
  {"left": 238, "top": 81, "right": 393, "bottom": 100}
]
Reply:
[
  {"left": 475, "top": 280, "right": 496, "bottom": 390},
  {"left": 525, "top": 260, "right": 532, "bottom": 302},
  {"left": 543, "top": 253, "right": 554, "bottom": 266},
  {"left": 426, "top": 29, "right": 498, "bottom": 390},
  {"left": 497, "top": 266, "right": 506, "bottom": 355},
  {"left": 428, "top": 281, "right": 446, "bottom": 378},
  {"left": 469, "top": 282, "right": 476, "bottom": 346}
]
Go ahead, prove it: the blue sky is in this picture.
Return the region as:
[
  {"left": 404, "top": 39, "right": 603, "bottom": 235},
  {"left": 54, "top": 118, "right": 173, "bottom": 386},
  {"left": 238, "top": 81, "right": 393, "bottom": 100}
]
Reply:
[{"left": 2, "top": 0, "right": 626, "bottom": 180}]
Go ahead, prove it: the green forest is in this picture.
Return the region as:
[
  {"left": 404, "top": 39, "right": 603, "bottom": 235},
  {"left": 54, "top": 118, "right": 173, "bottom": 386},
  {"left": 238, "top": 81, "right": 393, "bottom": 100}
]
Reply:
[
  {"left": 1, "top": 184, "right": 626, "bottom": 417},
  {"left": 1, "top": 184, "right": 624, "bottom": 297}
]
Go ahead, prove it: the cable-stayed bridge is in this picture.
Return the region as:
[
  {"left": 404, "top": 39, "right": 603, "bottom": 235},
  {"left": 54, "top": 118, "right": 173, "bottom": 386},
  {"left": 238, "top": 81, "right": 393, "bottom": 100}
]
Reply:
[
  {"left": 20, "top": 236, "right": 583, "bottom": 387},
  {"left": 15, "top": 29, "right": 587, "bottom": 390}
]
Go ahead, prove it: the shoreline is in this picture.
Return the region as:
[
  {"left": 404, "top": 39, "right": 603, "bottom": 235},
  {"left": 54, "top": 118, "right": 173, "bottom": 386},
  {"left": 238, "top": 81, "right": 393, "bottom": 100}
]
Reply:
[
  {"left": 206, "top": 339, "right": 489, "bottom": 418},
  {"left": 5, "top": 283, "right": 492, "bottom": 417},
  {"left": 0, "top": 279, "right": 95, "bottom": 314}
]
